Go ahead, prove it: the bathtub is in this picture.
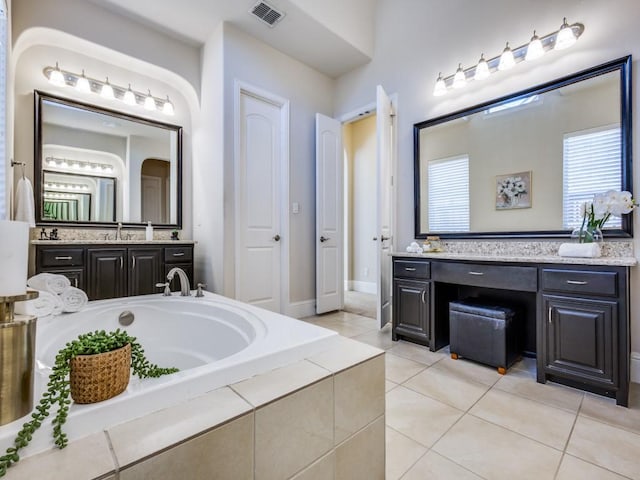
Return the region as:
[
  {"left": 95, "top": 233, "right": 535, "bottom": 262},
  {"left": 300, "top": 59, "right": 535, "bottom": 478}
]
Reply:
[{"left": 0, "top": 291, "right": 339, "bottom": 456}]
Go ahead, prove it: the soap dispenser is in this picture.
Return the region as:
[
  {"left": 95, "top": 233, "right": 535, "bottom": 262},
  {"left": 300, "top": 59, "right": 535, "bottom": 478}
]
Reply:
[{"left": 145, "top": 221, "right": 153, "bottom": 241}]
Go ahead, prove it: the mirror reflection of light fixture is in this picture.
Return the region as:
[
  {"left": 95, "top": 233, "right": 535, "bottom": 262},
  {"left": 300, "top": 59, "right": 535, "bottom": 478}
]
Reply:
[
  {"left": 42, "top": 65, "right": 177, "bottom": 116},
  {"left": 525, "top": 31, "right": 544, "bottom": 61},
  {"left": 100, "top": 77, "right": 115, "bottom": 100},
  {"left": 498, "top": 43, "right": 515, "bottom": 71},
  {"left": 48, "top": 62, "right": 66, "bottom": 87},
  {"left": 144, "top": 90, "right": 156, "bottom": 111},
  {"left": 474, "top": 54, "right": 490, "bottom": 80},
  {"left": 45, "top": 156, "right": 114, "bottom": 174},
  {"left": 433, "top": 18, "right": 584, "bottom": 96},
  {"left": 452, "top": 64, "right": 467, "bottom": 89}
]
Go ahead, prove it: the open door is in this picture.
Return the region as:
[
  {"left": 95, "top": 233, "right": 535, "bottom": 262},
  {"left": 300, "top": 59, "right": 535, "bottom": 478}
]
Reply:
[
  {"left": 315, "top": 113, "right": 343, "bottom": 314},
  {"left": 376, "top": 86, "right": 394, "bottom": 328}
]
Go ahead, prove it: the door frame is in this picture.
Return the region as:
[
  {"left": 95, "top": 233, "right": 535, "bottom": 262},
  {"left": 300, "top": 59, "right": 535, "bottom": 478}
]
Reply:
[
  {"left": 233, "top": 80, "right": 290, "bottom": 313},
  {"left": 339, "top": 93, "right": 398, "bottom": 305}
]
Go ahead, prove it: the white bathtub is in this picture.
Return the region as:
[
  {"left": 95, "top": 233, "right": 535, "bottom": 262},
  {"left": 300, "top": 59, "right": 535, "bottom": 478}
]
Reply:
[{"left": 0, "top": 292, "right": 338, "bottom": 456}]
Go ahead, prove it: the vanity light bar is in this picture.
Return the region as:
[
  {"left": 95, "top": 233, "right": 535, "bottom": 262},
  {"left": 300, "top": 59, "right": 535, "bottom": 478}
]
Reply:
[
  {"left": 43, "top": 65, "right": 175, "bottom": 116},
  {"left": 45, "top": 156, "right": 114, "bottom": 174},
  {"left": 433, "top": 18, "right": 584, "bottom": 96},
  {"left": 44, "top": 182, "right": 90, "bottom": 192},
  {"left": 44, "top": 192, "right": 81, "bottom": 200}
]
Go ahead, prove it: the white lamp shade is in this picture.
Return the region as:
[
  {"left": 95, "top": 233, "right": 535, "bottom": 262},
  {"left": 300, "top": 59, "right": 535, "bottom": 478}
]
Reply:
[
  {"left": 433, "top": 77, "right": 447, "bottom": 96},
  {"left": 75, "top": 71, "right": 91, "bottom": 93},
  {"left": 474, "top": 57, "right": 490, "bottom": 80},
  {"left": 144, "top": 92, "right": 156, "bottom": 111},
  {"left": 123, "top": 87, "right": 137, "bottom": 106},
  {"left": 525, "top": 35, "right": 544, "bottom": 61},
  {"left": 162, "top": 98, "right": 175, "bottom": 116},
  {"left": 100, "top": 81, "right": 115, "bottom": 100},
  {"left": 452, "top": 65, "right": 466, "bottom": 89},
  {"left": 498, "top": 44, "right": 515, "bottom": 71},
  {"left": 49, "top": 66, "right": 66, "bottom": 87},
  {"left": 0, "top": 221, "right": 29, "bottom": 296},
  {"left": 555, "top": 21, "right": 577, "bottom": 50}
]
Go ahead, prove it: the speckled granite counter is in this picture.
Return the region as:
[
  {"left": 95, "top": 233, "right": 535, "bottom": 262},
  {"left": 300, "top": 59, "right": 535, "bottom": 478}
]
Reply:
[
  {"left": 393, "top": 251, "right": 637, "bottom": 267},
  {"left": 31, "top": 239, "right": 195, "bottom": 245}
]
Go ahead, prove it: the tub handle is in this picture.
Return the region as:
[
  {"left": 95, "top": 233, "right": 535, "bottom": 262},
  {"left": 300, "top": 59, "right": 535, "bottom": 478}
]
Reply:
[
  {"left": 196, "top": 283, "right": 207, "bottom": 297},
  {"left": 156, "top": 282, "right": 171, "bottom": 296}
]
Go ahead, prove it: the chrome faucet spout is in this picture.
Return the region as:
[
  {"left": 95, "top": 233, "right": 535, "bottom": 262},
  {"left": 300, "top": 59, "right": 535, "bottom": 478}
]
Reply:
[{"left": 166, "top": 267, "right": 191, "bottom": 296}]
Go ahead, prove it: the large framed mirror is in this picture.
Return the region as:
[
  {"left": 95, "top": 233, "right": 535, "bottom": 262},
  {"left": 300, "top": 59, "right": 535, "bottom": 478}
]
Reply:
[
  {"left": 34, "top": 91, "right": 183, "bottom": 228},
  {"left": 414, "top": 56, "right": 632, "bottom": 239}
]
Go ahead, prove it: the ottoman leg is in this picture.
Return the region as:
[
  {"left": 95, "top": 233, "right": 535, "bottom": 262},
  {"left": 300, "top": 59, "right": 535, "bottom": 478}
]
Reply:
[
  {"left": 451, "top": 353, "right": 459, "bottom": 360},
  {"left": 497, "top": 366, "right": 507, "bottom": 375}
]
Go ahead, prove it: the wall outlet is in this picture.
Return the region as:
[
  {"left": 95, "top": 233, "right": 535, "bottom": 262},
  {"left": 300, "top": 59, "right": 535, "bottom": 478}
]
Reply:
[{"left": 292, "top": 202, "right": 300, "bottom": 214}]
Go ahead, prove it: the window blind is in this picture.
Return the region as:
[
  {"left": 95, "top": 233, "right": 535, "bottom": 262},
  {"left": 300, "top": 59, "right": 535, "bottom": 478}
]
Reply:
[
  {"left": 562, "top": 126, "right": 622, "bottom": 229},
  {"left": 428, "top": 155, "right": 470, "bottom": 232},
  {"left": 0, "top": 3, "right": 6, "bottom": 220}
]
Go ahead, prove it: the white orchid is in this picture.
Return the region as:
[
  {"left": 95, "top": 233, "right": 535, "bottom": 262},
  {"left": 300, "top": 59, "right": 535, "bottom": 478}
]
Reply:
[{"left": 576, "top": 190, "right": 636, "bottom": 243}]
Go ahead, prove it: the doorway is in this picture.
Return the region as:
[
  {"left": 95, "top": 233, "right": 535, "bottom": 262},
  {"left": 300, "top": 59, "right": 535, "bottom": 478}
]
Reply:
[{"left": 342, "top": 114, "right": 377, "bottom": 318}]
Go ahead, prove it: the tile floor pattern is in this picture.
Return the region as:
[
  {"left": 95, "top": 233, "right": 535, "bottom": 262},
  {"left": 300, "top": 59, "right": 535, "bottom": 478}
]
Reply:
[{"left": 301, "top": 310, "right": 640, "bottom": 480}]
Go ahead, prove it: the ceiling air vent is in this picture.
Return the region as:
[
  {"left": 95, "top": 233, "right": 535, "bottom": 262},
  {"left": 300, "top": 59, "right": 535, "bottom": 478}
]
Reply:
[{"left": 250, "top": 1, "right": 285, "bottom": 28}]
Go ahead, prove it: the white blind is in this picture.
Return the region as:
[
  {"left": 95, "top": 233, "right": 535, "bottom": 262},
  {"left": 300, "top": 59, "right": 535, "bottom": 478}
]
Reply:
[
  {"left": 562, "top": 126, "right": 621, "bottom": 229},
  {"left": 0, "top": 3, "right": 6, "bottom": 220},
  {"left": 428, "top": 155, "right": 470, "bottom": 232}
]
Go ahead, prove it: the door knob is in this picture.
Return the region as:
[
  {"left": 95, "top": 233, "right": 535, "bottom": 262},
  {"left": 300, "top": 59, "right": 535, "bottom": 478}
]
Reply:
[
  {"left": 372, "top": 237, "right": 378, "bottom": 241},
  {"left": 273, "top": 234, "right": 281, "bottom": 241},
  {"left": 320, "top": 236, "right": 330, "bottom": 242},
  {"left": 381, "top": 235, "right": 391, "bottom": 241}
]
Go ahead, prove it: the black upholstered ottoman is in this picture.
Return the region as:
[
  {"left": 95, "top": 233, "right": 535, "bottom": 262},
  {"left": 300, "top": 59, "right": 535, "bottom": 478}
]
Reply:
[{"left": 449, "top": 300, "right": 519, "bottom": 374}]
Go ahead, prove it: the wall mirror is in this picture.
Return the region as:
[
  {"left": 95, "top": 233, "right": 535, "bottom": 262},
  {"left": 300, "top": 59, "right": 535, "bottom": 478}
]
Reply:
[
  {"left": 414, "top": 56, "right": 632, "bottom": 239},
  {"left": 34, "top": 91, "right": 183, "bottom": 228}
]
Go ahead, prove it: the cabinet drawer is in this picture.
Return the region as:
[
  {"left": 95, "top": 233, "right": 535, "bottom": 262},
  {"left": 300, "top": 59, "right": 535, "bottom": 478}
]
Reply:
[
  {"left": 541, "top": 269, "right": 618, "bottom": 297},
  {"left": 165, "top": 246, "right": 193, "bottom": 263},
  {"left": 432, "top": 262, "right": 537, "bottom": 292},
  {"left": 393, "top": 260, "right": 430, "bottom": 279},
  {"left": 39, "top": 248, "right": 84, "bottom": 267}
]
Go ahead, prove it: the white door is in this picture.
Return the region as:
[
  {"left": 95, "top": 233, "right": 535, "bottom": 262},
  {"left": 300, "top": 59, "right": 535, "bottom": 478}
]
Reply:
[
  {"left": 141, "top": 175, "right": 162, "bottom": 223},
  {"left": 315, "top": 113, "right": 343, "bottom": 314},
  {"left": 236, "top": 90, "right": 285, "bottom": 312},
  {"left": 376, "top": 86, "right": 394, "bottom": 328}
]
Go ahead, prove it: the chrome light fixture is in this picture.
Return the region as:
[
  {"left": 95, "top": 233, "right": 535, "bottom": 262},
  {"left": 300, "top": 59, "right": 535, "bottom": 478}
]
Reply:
[
  {"left": 42, "top": 65, "right": 177, "bottom": 116},
  {"left": 433, "top": 18, "right": 584, "bottom": 96}
]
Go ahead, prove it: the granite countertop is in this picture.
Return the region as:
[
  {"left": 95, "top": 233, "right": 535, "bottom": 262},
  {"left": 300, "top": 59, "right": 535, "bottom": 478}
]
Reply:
[
  {"left": 31, "top": 239, "right": 196, "bottom": 245},
  {"left": 392, "top": 251, "right": 638, "bottom": 267}
]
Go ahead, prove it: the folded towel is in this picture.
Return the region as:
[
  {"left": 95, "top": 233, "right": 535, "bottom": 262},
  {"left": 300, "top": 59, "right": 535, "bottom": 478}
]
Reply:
[
  {"left": 14, "top": 177, "right": 35, "bottom": 227},
  {"left": 558, "top": 242, "right": 602, "bottom": 258},
  {"left": 60, "top": 286, "right": 88, "bottom": 313},
  {"left": 27, "top": 273, "right": 71, "bottom": 294},
  {"left": 15, "top": 290, "right": 64, "bottom": 317},
  {"left": 406, "top": 241, "right": 423, "bottom": 254}
]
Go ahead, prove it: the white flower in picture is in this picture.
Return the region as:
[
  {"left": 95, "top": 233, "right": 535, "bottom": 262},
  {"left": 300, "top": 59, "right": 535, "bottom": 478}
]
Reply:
[{"left": 496, "top": 171, "right": 531, "bottom": 209}]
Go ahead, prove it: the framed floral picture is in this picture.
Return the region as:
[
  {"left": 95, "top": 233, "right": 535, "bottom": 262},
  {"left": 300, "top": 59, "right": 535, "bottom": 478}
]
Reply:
[{"left": 496, "top": 171, "right": 531, "bottom": 209}]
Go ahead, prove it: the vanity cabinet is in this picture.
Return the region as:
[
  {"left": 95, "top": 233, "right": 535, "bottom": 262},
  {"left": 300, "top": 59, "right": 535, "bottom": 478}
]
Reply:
[
  {"left": 35, "top": 243, "right": 195, "bottom": 301},
  {"left": 391, "top": 256, "right": 631, "bottom": 406}
]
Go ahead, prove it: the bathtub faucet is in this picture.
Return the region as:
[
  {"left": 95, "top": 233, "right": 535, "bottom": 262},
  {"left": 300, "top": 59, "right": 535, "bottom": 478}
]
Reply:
[{"left": 166, "top": 267, "right": 191, "bottom": 296}]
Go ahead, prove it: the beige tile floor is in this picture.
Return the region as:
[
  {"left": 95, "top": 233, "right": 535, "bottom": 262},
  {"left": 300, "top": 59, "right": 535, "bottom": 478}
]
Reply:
[{"left": 302, "top": 310, "right": 640, "bottom": 480}]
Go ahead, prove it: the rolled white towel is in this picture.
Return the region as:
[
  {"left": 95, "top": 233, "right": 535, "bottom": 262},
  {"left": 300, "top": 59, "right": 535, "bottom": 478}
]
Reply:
[
  {"left": 60, "top": 286, "right": 88, "bottom": 313},
  {"left": 558, "top": 242, "right": 602, "bottom": 258},
  {"left": 15, "top": 290, "right": 64, "bottom": 317},
  {"left": 27, "top": 273, "right": 71, "bottom": 294}
]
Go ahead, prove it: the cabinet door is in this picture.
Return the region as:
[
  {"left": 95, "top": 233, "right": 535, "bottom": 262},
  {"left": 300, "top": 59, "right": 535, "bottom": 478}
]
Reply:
[
  {"left": 543, "top": 294, "right": 617, "bottom": 386},
  {"left": 128, "top": 248, "right": 163, "bottom": 296},
  {"left": 393, "top": 278, "right": 430, "bottom": 344},
  {"left": 87, "top": 249, "right": 127, "bottom": 300}
]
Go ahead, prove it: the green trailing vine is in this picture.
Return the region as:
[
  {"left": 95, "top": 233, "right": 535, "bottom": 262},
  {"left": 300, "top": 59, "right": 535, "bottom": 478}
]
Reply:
[{"left": 0, "top": 329, "right": 178, "bottom": 477}]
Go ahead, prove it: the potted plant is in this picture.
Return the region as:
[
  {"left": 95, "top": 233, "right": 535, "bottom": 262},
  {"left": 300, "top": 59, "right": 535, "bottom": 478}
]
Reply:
[{"left": 0, "top": 329, "right": 178, "bottom": 477}]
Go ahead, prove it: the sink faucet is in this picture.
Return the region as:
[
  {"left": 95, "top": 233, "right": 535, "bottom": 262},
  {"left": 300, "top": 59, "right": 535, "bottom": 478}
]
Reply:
[
  {"left": 166, "top": 267, "right": 191, "bottom": 296},
  {"left": 116, "top": 222, "right": 123, "bottom": 241}
]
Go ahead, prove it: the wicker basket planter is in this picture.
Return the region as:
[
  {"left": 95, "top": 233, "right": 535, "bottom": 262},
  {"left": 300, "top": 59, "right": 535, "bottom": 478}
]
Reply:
[{"left": 70, "top": 343, "right": 131, "bottom": 404}]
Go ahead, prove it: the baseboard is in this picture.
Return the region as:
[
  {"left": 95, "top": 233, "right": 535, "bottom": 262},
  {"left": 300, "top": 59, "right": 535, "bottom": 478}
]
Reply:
[
  {"left": 631, "top": 351, "right": 640, "bottom": 384},
  {"left": 286, "top": 300, "right": 316, "bottom": 319},
  {"left": 346, "top": 280, "right": 376, "bottom": 295}
]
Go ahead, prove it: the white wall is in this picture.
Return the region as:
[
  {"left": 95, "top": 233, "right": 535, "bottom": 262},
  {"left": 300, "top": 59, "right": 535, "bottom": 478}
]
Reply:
[{"left": 334, "top": 0, "right": 640, "bottom": 359}]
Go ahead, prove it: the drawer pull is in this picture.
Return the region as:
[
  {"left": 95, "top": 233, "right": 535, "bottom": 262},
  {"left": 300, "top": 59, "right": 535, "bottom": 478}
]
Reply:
[
  {"left": 405, "top": 267, "right": 416, "bottom": 271},
  {"left": 74, "top": 278, "right": 78, "bottom": 288},
  {"left": 54, "top": 256, "right": 72, "bottom": 260},
  {"left": 132, "top": 256, "right": 136, "bottom": 270},
  {"left": 548, "top": 307, "right": 553, "bottom": 324},
  {"left": 120, "top": 257, "right": 123, "bottom": 269},
  {"left": 421, "top": 289, "right": 426, "bottom": 303},
  {"left": 468, "top": 271, "right": 484, "bottom": 276},
  {"left": 172, "top": 252, "right": 185, "bottom": 257},
  {"left": 566, "top": 280, "right": 588, "bottom": 285}
]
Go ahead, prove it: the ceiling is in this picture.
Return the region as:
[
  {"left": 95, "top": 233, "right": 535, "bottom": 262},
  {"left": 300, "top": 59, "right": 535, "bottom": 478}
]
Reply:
[{"left": 88, "top": 0, "right": 373, "bottom": 77}]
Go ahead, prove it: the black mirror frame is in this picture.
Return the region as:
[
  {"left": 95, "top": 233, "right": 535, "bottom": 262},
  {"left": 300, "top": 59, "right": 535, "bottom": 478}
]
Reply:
[
  {"left": 34, "top": 90, "right": 183, "bottom": 229},
  {"left": 413, "top": 56, "right": 632, "bottom": 239}
]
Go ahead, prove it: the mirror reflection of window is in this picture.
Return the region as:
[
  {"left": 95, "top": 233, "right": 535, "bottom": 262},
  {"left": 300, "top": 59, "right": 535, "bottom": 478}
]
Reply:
[
  {"left": 140, "top": 158, "right": 170, "bottom": 224},
  {"left": 427, "top": 155, "right": 470, "bottom": 232},
  {"left": 562, "top": 126, "right": 622, "bottom": 229}
]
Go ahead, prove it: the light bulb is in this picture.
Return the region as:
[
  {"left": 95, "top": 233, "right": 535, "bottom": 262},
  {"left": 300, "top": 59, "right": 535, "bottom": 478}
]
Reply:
[
  {"left": 48, "top": 62, "right": 66, "bottom": 87},
  {"left": 498, "top": 42, "right": 515, "bottom": 71},
  {"left": 101, "top": 78, "right": 115, "bottom": 100},
  {"left": 144, "top": 90, "right": 156, "bottom": 111},
  {"left": 525, "top": 31, "right": 544, "bottom": 61},
  {"left": 452, "top": 64, "right": 467, "bottom": 89},
  {"left": 162, "top": 96, "right": 175, "bottom": 116},
  {"left": 75, "top": 70, "right": 91, "bottom": 93},
  {"left": 555, "top": 17, "right": 577, "bottom": 50},
  {"left": 433, "top": 73, "right": 447, "bottom": 97},
  {"left": 123, "top": 84, "right": 137, "bottom": 106},
  {"left": 474, "top": 54, "right": 490, "bottom": 80}
]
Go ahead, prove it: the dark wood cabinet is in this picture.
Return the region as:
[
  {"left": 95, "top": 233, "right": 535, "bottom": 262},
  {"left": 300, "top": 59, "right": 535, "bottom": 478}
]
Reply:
[
  {"left": 35, "top": 243, "right": 195, "bottom": 301},
  {"left": 392, "top": 256, "right": 630, "bottom": 406}
]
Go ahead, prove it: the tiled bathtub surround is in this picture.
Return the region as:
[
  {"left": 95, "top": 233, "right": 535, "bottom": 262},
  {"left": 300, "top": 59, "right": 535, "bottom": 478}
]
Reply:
[{"left": 7, "top": 338, "right": 385, "bottom": 480}]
